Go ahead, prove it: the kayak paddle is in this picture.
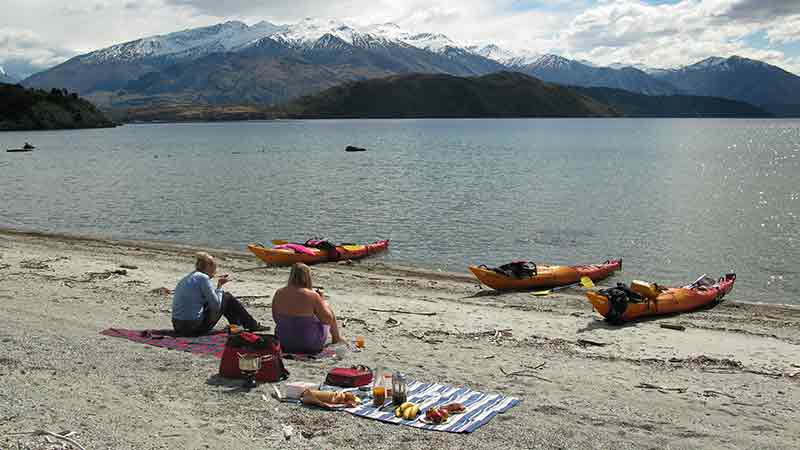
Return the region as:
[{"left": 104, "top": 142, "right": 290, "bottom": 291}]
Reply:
[{"left": 531, "top": 276, "right": 595, "bottom": 296}]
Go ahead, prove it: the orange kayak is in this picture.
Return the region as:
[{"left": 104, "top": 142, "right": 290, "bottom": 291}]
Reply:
[
  {"left": 469, "top": 259, "right": 622, "bottom": 291},
  {"left": 586, "top": 273, "right": 736, "bottom": 323},
  {"left": 248, "top": 239, "right": 389, "bottom": 266}
]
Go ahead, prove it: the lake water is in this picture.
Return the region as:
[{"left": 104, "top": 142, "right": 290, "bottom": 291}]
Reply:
[{"left": 2, "top": 119, "right": 799, "bottom": 305}]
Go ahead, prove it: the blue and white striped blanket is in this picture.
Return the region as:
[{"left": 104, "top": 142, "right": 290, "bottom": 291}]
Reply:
[{"left": 339, "top": 380, "right": 520, "bottom": 433}]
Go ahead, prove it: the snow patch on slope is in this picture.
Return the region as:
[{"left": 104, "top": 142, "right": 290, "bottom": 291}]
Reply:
[
  {"left": 466, "top": 44, "right": 539, "bottom": 66},
  {"left": 85, "top": 20, "right": 284, "bottom": 62}
]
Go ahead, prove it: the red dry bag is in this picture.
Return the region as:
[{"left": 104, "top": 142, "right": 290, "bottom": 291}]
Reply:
[{"left": 219, "top": 332, "right": 289, "bottom": 383}]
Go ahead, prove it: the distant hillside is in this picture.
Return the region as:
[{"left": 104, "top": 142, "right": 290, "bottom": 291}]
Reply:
[
  {"left": 0, "top": 83, "right": 116, "bottom": 131},
  {"left": 653, "top": 56, "right": 800, "bottom": 115},
  {"left": 286, "top": 72, "right": 618, "bottom": 118},
  {"left": 573, "top": 86, "right": 771, "bottom": 117},
  {"left": 112, "top": 104, "right": 274, "bottom": 123},
  {"left": 517, "top": 55, "right": 679, "bottom": 96}
]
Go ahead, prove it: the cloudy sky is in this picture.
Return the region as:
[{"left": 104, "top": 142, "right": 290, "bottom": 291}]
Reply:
[{"left": 2, "top": 0, "right": 800, "bottom": 78}]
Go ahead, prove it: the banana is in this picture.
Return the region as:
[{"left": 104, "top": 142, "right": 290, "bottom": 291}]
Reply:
[
  {"left": 395, "top": 407, "right": 403, "bottom": 418},
  {"left": 399, "top": 402, "right": 414, "bottom": 412},
  {"left": 402, "top": 404, "right": 420, "bottom": 420}
]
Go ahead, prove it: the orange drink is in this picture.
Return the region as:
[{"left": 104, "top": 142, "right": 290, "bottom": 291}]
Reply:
[{"left": 372, "top": 386, "right": 386, "bottom": 406}]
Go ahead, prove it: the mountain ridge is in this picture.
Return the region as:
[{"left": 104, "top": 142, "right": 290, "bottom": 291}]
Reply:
[
  {"left": 20, "top": 21, "right": 800, "bottom": 114},
  {"left": 652, "top": 55, "right": 800, "bottom": 112}
]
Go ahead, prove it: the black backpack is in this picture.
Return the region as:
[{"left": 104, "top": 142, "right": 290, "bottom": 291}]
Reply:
[
  {"left": 486, "top": 261, "right": 537, "bottom": 279},
  {"left": 598, "top": 283, "right": 644, "bottom": 324}
]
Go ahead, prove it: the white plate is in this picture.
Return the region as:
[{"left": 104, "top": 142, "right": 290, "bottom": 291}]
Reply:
[{"left": 418, "top": 415, "right": 450, "bottom": 425}]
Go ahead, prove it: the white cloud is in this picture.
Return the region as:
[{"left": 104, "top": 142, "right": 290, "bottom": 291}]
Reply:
[
  {"left": 0, "top": 28, "right": 75, "bottom": 77},
  {"left": 559, "top": 0, "right": 800, "bottom": 71},
  {"left": 766, "top": 14, "right": 800, "bottom": 44}
]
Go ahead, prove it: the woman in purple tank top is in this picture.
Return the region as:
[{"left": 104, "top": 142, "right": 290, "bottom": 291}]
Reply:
[{"left": 272, "top": 263, "right": 343, "bottom": 353}]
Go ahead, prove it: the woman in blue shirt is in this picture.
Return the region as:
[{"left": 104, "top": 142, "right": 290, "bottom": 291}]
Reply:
[{"left": 172, "top": 252, "right": 266, "bottom": 336}]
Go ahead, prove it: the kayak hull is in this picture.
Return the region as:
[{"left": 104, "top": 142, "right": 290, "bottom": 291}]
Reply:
[
  {"left": 469, "top": 259, "right": 622, "bottom": 291},
  {"left": 248, "top": 240, "right": 389, "bottom": 266},
  {"left": 586, "top": 273, "right": 736, "bottom": 322}
]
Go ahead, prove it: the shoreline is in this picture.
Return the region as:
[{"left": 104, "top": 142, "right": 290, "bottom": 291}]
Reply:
[
  {"left": 1, "top": 227, "right": 798, "bottom": 449},
  {"left": 1, "top": 225, "right": 796, "bottom": 309},
  {"left": 114, "top": 116, "right": 789, "bottom": 125}
]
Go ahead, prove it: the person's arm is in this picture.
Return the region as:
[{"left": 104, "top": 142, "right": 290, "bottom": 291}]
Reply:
[
  {"left": 199, "top": 274, "right": 224, "bottom": 315},
  {"left": 313, "top": 292, "right": 342, "bottom": 344},
  {"left": 271, "top": 288, "right": 283, "bottom": 322}
]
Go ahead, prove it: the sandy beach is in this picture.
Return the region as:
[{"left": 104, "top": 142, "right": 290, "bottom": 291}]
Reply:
[{"left": 0, "top": 228, "right": 798, "bottom": 450}]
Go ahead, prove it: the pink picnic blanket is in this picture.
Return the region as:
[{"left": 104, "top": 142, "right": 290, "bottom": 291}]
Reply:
[{"left": 100, "top": 328, "right": 335, "bottom": 361}]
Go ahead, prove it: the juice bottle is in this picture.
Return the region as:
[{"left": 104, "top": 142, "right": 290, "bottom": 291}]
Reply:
[{"left": 372, "top": 368, "right": 386, "bottom": 407}]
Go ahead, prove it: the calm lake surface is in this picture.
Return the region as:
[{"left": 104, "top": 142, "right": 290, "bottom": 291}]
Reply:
[{"left": 2, "top": 119, "right": 799, "bottom": 305}]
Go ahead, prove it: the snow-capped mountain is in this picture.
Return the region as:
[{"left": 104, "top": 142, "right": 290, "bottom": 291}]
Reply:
[
  {"left": 261, "top": 18, "right": 400, "bottom": 50},
  {"left": 466, "top": 44, "right": 539, "bottom": 67},
  {"left": 25, "top": 18, "right": 506, "bottom": 99},
  {"left": 652, "top": 55, "right": 800, "bottom": 111},
  {"left": 516, "top": 54, "right": 680, "bottom": 96},
  {"left": 608, "top": 62, "right": 654, "bottom": 72},
  {"left": 21, "top": 19, "right": 800, "bottom": 113},
  {"left": 84, "top": 20, "right": 284, "bottom": 63}
]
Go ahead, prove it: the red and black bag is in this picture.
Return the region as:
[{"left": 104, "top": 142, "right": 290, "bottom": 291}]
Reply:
[
  {"left": 219, "top": 332, "right": 289, "bottom": 383},
  {"left": 325, "top": 365, "right": 373, "bottom": 387}
]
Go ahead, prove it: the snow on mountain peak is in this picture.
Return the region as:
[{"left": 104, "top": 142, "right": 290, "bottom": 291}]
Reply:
[
  {"left": 532, "top": 54, "right": 579, "bottom": 69},
  {"left": 84, "top": 20, "right": 283, "bottom": 62},
  {"left": 267, "top": 18, "right": 398, "bottom": 49},
  {"left": 693, "top": 56, "right": 728, "bottom": 69},
  {"left": 78, "top": 18, "right": 544, "bottom": 65},
  {"left": 680, "top": 55, "right": 771, "bottom": 73},
  {"left": 0, "top": 66, "right": 6, "bottom": 75},
  {"left": 466, "top": 43, "right": 539, "bottom": 66}
]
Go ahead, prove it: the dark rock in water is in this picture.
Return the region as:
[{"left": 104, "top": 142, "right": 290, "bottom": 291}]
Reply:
[{"left": 345, "top": 145, "right": 367, "bottom": 152}]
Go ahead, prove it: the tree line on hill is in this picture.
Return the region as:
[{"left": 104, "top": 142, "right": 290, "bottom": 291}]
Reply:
[{"left": 0, "top": 83, "right": 116, "bottom": 131}]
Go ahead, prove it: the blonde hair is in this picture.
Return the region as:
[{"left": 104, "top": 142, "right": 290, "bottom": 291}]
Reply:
[
  {"left": 195, "top": 252, "right": 216, "bottom": 272},
  {"left": 288, "top": 263, "right": 312, "bottom": 289}
]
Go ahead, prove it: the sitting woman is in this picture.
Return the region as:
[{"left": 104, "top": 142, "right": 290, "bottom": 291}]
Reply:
[
  {"left": 172, "top": 252, "right": 266, "bottom": 336},
  {"left": 272, "top": 263, "right": 343, "bottom": 353}
]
